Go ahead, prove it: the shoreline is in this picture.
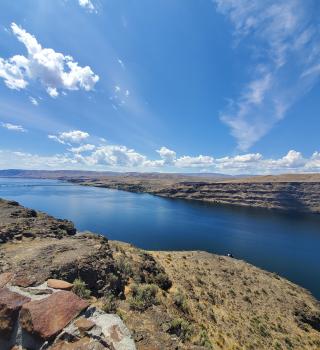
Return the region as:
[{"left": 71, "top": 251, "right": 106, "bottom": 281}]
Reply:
[{"left": 70, "top": 178, "right": 320, "bottom": 215}]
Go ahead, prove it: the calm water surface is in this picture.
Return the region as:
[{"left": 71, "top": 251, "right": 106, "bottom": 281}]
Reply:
[{"left": 1, "top": 177, "right": 320, "bottom": 299}]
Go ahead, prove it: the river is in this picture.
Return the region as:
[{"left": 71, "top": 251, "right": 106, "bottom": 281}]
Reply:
[{"left": 1, "top": 177, "right": 319, "bottom": 299}]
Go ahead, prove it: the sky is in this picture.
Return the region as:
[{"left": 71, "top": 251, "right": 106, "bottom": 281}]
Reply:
[{"left": 0, "top": 0, "right": 319, "bottom": 174}]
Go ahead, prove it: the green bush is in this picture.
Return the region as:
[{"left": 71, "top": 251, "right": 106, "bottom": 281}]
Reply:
[
  {"left": 129, "top": 284, "right": 158, "bottom": 311},
  {"left": 197, "top": 328, "right": 213, "bottom": 349},
  {"left": 102, "top": 293, "right": 117, "bottom": 313},
  {"left": 168, "top": 318, "right": 193, "bottom": 342},
  {"left": 116, "top": 256, "right": 133, "bottom": 279},
  {"left": 173, "top": 290, "right": 189, "bottom": 313},
  {"left": 72, "top": 278, "right": 91, "bottom": 299}
]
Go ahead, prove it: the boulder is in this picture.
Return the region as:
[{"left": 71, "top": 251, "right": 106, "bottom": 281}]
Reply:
[
  {"left": 90, "top": 313, "right": 136, "bottom": 350},
  {"left": 47, "top": 279, "right": 73, "bottom": 291},
  {"left": 0, "top": 287, "right": 31, "bottom": 336},
  {"left": 19, "top": 291, "right": 89, "bottom": 340},
  {"left": 0, "top": 273, "right": 13, "bottom": 288}
]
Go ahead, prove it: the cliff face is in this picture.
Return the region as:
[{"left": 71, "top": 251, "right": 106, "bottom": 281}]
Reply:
[
  {"left": 76, "top": 178, "right": 320, "bottom": 214},
  {"left": 153, "top": 181, "right": 320, "bottom": 213},
  {"left": 1, "top": 199, "right": 320, "bottom": 349}
]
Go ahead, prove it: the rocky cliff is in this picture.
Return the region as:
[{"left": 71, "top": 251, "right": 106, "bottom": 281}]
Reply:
[
  {"left": 74, "top": 175, "right": 320, "bottom": 214},
  {"left": 1, "top": 199, "right": 320, "bottom": 349}
]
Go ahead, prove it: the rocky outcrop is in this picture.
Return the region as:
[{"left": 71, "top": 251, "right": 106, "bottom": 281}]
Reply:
[
  {"left": 0, "top": 278, "right": 136, "bottom": 350},
  {"left": 0, "top": 199, "right": 76, "bottom": 243},
  {"left": 0, "top": 234, "right": 125, "bottom": 297}
]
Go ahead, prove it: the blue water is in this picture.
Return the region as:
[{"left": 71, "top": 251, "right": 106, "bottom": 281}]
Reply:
[{"left": 1, "top": 177, "right": 320, "bottom": 299}]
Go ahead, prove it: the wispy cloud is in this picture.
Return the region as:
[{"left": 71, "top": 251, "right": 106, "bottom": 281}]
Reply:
[
  {"left": 29, "top": 96, "right": 39, "bottom": 106},
  {"left": 0, "top": 23, "right": 99, "bottom": 97},
  {"left": 214, "top": 0, "right": 320, "bottom": 151},
  {"left": 1, "top": 122, "right": 27, "bottom": 132}
]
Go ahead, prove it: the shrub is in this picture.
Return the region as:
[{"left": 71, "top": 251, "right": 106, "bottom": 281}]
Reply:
[
  {"left": 168, "top": 318, "right": 193, "bottom": 342},
  {"left": 173, "top": 290, "right": 189, "bottom": 313},
  {"left": 129, "top": 284, "right": 158, "bottom": 311},
  {"left": 72, "top": 278, "right": 91, "bottom": 299},
  {"left": 102, "top": 293, "right": 117, "bottom": 313},
  {"left": 197, "top": 328, "right": 213, "bottom": 349},
  {"left": 115, "top": 256, "right": 133, "bottom": 279},
  {"left": 154, "top": 272, "right": 172, "bottom": 291},
  {"left": 106, "top": 272, "right": 121, "bottom": 295}
]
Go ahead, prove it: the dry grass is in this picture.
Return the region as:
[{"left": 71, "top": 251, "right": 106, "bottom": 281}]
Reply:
[{"left": 110, "top": 241, "right": 320, "bottom": 350}]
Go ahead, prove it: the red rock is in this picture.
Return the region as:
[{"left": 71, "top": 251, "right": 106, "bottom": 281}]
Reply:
[
  {"left": 50, "top": 337, "right": 108, "bottom": 349},
  {"left": 19, "top": 291, "right": 89, "bottom": 339},
  {"left": 0, "top": 272, "right": 13, "bottom": 288},
  {"left": 47, "top": 279, "right": 73, "bottom": 290},
  {"left": 12, "top": 275, "right": 37, "bottom": 287},
  {"left": 74, "top": 317, "right": 95, "bottom": 332},
  {"left": 0, "top": 287, "right": 31, "bottom": 336}
]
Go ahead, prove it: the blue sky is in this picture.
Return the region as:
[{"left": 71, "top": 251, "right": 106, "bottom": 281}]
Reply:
[{"left": 0, "top": 0, "right": 319, "bottom": 174}]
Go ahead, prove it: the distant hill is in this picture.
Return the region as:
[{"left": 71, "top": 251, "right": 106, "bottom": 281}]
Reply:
[{"left": 0, "top": 169, "right": 234, "bottom": 180}]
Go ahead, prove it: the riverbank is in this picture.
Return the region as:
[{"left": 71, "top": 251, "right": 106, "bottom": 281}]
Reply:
[
  {"left": 1, "top": 198, "right": 320, "bottom": 349},
  {"left": 1, "top": 170, "right": 320, "bottom": 214}
]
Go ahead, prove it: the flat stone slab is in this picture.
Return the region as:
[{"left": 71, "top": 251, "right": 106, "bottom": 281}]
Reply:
[
  {"left": 74, "top": 317, "right": 95, "bottom": 332},
  {"left": 50, "top": 337, "right": 108, "bottom": 349},
  {"left": 19, "top": 291, "right": 89, "bottom": 340},
  {"left": 0, "top": 287, "right": 31, "bottom": 336},
  {"left": 0, "top": 272, "right": 13, "bottom": 288},
  {"left": 47, "top": 279, "right": 73, "bottom": 291}
]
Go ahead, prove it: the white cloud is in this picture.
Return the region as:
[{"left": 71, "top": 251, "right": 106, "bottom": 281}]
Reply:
[
  {"left": 214, "top": 0, "right": 320, "bottom": 150},
  {"left": 175, "top": 155, "right": 214, "bottom": 168},
  {"left": 78, "top": 0, "right": 96, "bottom": 12},
  {"left": 1, "top": 122, "right": 27, "bottom": 132},
  {"left": 70, "top": 144, "right": 96, "bottom": 153},
  {"left": 47, "top": 87, "right": 59, "bottom": 98},
  {"left": 29, "top": 96, "right": 39, "bottom": 106},
  {"left": 0, "top": 23, "right": 99, "bottom": 97},
  {"left": 157, "top": 146, "right": 176, "bottom": 165},
  {"left": 86, "top": 145, "right": 147, "bottom": 167},
  {"left": 48, "top": 130, "right": 90, "bottom": 144},
  {"left": 1, "top": 142, "right": 320, "bottom": 174}
]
